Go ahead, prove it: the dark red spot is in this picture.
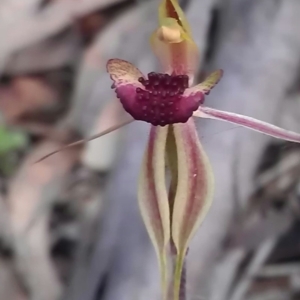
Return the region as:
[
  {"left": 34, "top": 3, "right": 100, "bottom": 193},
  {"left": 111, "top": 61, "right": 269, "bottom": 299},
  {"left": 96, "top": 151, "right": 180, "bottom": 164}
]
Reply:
[{"left": 116, "top": 72, "right": 203, "bottom": 126}]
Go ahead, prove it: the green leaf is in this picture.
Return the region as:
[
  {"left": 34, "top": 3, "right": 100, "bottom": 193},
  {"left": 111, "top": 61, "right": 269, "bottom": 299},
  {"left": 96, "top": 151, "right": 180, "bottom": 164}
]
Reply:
[{"left": 0, "top": 125, "right": 27, "bottom": 155}]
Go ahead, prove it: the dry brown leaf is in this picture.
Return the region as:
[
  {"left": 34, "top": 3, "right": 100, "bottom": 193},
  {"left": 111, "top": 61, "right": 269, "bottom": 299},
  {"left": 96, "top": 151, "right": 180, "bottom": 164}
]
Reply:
[{"left": 0, "top": 76, "right": 59, "bottom": 122}]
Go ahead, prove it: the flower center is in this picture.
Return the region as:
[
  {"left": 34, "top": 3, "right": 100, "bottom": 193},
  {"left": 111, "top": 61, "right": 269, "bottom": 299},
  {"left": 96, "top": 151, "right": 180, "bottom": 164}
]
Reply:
[{"left": 135, "top": 72, "right": 189, "bottom": 126}]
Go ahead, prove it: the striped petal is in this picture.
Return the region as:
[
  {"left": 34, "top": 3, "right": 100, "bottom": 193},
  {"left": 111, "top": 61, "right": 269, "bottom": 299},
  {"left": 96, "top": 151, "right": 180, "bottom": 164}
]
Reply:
[
  {"left": 171, "top": 119, "right": 214, "bottom": 250},
  {"left": 107, "top": 59, "right": 145, "bottom": 119},
  {"left": 171, "top": 119, "right": 214, "bottom": 300},
  {"left": 151, "top": 0, "right": 198, "bottom": 78},
  {"left": 138, "top": 125, "right": 171, "bottom": 298},
  {"left": 195, "top": 106, "right": 300, "bottom": 143}
]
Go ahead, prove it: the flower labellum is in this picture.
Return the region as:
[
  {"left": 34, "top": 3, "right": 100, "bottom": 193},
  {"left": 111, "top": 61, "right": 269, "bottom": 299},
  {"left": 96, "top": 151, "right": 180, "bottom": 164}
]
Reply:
[{"left": 107, "top": 59, "right": 208, "bottom": 126}]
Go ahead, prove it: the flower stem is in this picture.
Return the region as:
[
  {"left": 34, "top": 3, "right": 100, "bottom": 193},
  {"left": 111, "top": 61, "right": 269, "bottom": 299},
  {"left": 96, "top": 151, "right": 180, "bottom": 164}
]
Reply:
[
  {"left": 160, "top": 254, "right": 169, "bottom": 300},
  {"left": 180, "top": 258, "right": 186, "bottom": 300},
  {"left": 173, "top": 252, "right": 185, "bottom": 300}
]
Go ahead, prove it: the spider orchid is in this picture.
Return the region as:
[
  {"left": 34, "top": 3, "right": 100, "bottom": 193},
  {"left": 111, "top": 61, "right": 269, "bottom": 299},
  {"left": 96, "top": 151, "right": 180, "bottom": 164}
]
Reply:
[
  {"left": 105, "top": 0, "right": 300, "bottom": 298},
  {"left": 39, "top": 0, "right": 300, "bottom": 299}
]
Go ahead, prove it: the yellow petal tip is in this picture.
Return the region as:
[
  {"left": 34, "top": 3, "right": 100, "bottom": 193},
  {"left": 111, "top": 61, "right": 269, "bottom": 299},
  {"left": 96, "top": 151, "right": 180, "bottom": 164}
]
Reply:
[{"left": 159, "top": 0, "right": 192, "bottom": 36}]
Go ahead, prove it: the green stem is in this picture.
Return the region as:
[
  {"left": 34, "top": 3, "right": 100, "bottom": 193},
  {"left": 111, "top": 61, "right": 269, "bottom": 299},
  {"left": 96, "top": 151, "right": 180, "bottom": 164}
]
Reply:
[
  {"left": 160, "top": 254, "right": 168, "bottom": 300},
  {"left": 173, "top": 252, "right": 185, "bottom": 300}
]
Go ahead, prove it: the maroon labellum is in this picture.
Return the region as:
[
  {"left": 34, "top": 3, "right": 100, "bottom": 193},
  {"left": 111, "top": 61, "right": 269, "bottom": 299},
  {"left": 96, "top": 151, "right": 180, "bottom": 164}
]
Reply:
[{"left": 114, "top": 72, "right": 204, "bottom": 126}]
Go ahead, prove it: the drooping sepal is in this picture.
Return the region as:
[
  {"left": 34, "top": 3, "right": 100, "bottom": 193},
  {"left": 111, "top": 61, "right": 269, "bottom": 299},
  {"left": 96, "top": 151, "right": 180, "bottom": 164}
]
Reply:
[
  {"left": 170, "top": 119, "right": 214, "bottom": 300},
  {"left": 138, "top": 125, "right": 171, "bottom": 298},
  {"left": 171, "top": 119, "right": 214, "bottom": 251}
]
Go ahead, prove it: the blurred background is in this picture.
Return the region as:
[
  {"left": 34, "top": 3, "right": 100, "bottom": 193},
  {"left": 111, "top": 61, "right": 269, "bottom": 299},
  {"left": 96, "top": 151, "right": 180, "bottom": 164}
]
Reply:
[{"left": 1, "top": 0, "right": 300, "bottom": 300}]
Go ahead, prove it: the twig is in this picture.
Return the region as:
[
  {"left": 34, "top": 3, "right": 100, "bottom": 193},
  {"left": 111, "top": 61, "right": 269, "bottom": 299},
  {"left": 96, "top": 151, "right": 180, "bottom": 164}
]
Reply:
[
  {"left": 256, "top": 263, "right": 300, "bottom": 278},
  {"left": 229, "top": 239, "right": 277, "bottom": 300},
  {"left": 210, "top": 249, "right": 246, "bottom": 300},
  {"left": 8, "top": 140, "right": 80, "bottom": 300}
]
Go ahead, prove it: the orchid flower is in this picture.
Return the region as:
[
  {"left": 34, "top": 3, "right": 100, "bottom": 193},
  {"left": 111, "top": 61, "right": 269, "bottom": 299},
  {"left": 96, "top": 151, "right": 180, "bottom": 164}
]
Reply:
[
  {"left": 38, "top": 0, "right": 300, "bottom": 299},
  {"left": 105, "top": 0, "right": 300, "bottom": 298}
]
